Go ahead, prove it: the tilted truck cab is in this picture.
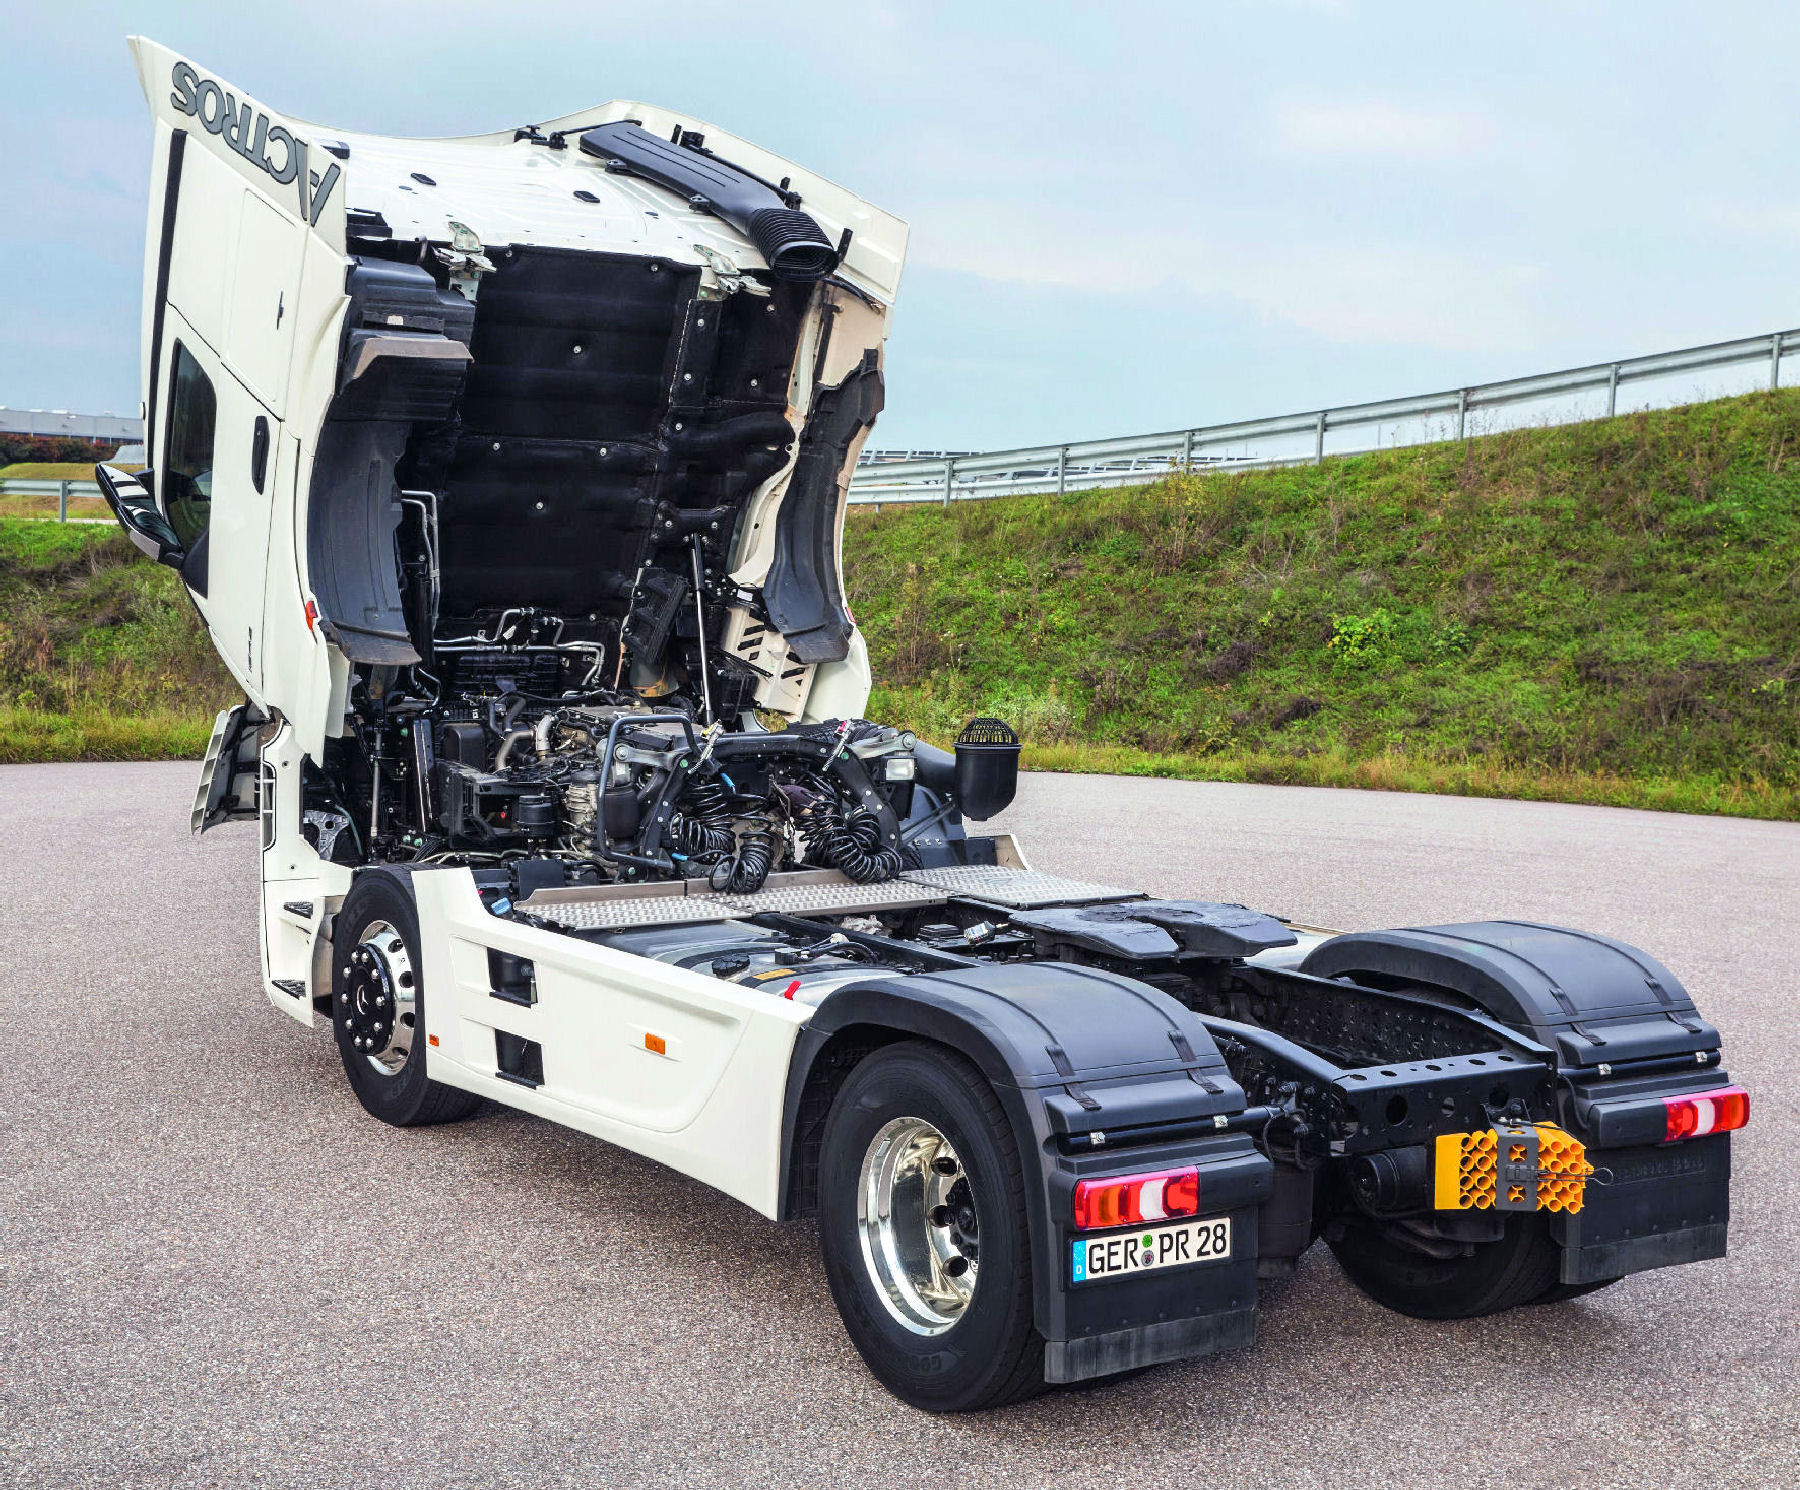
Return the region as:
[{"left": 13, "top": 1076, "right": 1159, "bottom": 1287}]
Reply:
[{"left": 101, "top": 36, "right": 1749, "bottom": 1411}]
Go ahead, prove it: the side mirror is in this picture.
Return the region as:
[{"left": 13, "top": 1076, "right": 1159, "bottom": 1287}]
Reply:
[{"left": 94, "top": 464, "right": 185, "bottom": 569}]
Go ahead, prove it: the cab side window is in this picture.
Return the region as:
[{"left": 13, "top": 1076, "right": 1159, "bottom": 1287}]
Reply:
[{"left": 163, "top": 342, "right": 217, "bottom": 548}]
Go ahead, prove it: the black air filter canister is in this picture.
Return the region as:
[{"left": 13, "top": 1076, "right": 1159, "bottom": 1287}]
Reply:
[{"left": 954, "top": 718, "right": 1020, "bottom": 821}]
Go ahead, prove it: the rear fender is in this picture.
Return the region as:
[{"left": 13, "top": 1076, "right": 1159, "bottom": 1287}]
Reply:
[
  {"left": 781, "top": 963, "right": 1268, "bottom": 1358},
  {"left": 1301, "top": 920, "right": 1734, "bottom": 1282},
  {"left": 1299, "top": 920, "right": 1719, "bottom": 1069}
]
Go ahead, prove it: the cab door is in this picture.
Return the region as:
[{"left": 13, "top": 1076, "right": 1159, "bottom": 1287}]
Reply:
[{"left": 152, "top": 307, "right": 279, "bottom": 697}]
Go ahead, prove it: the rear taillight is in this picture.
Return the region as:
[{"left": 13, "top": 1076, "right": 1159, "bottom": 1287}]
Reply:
[
  {"left": 1072, "top": 1167, "right": 1199, "bottom": 1231},
  {"left": 1663, "top": 1086, "right": 1749, "bottom": 1142}
]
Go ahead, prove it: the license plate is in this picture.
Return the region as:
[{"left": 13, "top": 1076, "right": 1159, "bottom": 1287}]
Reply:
[{"left": 1071, "top": 1216, "right": 1232, "bottom": 1283}]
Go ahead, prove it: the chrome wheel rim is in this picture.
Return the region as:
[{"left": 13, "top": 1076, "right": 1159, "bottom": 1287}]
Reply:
[
  {"left": 856, "top": 1116, "right": 980, "bottom": 1335},
  {"left": 340, "top": 918, "right": 417, "bottom": 1076}
]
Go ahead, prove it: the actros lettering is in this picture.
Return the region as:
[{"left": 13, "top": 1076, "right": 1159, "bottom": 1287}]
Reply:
[{"left": 169, "top": 60, "right": 340, "bottom": 227}]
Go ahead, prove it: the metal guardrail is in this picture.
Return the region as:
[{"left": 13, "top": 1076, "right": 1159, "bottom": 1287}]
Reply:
[
  {"left": 0, "top": 478, "right": 106, "bottom": 521},
  {"left": 12, "top": 327, "right": 1796, "bottom": 519},
  {"left": 848, "top": 328, "right": 1800, "bottom": 506}
]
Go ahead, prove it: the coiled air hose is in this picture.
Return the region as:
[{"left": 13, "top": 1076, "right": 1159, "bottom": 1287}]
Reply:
[
  {"left": 821, "top": 807, "right": 905, "bottom": 884},
  {"left": 711, "top": 828, "right": 777, "bottom": 895},
  {"left": 671, "top": 776, "right": 734, "bottom": 858}
]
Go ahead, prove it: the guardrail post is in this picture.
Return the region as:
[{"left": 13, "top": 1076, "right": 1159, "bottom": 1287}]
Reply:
[
  {"left": 943, "top": 457, "right": 955, "bottom": 507},
  {"left": 59, "top": 480, "right": 69, "bottom": 523},
  {"left": 1772, "top": 333, "right": 1783, "bottom": 391},
  {"left": 1057, "top": 445, "right": 1068, "bottom": 496},
  {"left": 1607, "top": 363, "right": 1619, "bottom": 417},
  {"left": 1314, "top": 411, "right": 1326, "bottom": 465},
  {"left": 1181, "top": 430, "right": 1194, "bottom": 471},
  {"left": 1455, "top": 390, "right": 1467, "bottom": 440}
]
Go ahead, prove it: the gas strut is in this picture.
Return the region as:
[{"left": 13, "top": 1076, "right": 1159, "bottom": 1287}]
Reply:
[{"left": 690, "top": 537, "right": 713, "bottom": 727}]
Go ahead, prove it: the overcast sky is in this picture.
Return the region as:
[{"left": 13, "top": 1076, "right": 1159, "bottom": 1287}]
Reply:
[{"left": 5, "top": 1, "right": 1799, "bottom": 448}]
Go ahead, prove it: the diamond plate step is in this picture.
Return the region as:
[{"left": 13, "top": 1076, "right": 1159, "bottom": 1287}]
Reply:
[
  {"left": 899, "top": 864, "right": 1140, "bottom": 909},
  {"left": 526, "top": 863, "right": 1138, "bottom": 932},
  {"left": 526, "top": 871, "right": 947, "bottom": 932}
]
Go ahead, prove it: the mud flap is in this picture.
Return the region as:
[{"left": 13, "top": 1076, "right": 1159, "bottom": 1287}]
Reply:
[{"left": 1553, "top": 1134, "right": 1732, "bottom": 1283}]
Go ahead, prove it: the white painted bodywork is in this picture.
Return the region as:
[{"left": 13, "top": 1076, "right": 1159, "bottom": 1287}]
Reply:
[
  {"left": 411, "top": 871, "right": 812, "bottom": 1215},
  {"left": 129, "top": 37, "right": 911, "bottom": 1212}
]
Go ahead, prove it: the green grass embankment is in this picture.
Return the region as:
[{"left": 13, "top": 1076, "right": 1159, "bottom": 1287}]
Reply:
[
  {"left": 0, "top": 520, "right": 233, "bottom": 763},
  {"left": 4, "top": 390, "right": 1797, "bottom": 817},
  {"left": 844, "top": 391, "right": 1800, "bottom": 819}
]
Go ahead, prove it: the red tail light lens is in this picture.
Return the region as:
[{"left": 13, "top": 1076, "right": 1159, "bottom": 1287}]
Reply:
[
  {"left": 1663, "top": 1086, "right": 1749, "bottom": 1142},
  {"left": 1072, "top": 1167, "right": 1199, "bottom": 1231}
]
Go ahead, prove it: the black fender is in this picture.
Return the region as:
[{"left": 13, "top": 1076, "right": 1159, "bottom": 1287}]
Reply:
[
  {"left": 1305, "top": 920, "right": 1740, "bottom": 1286},
  {"left": 778, "top": 961, "right": 1255, "bottom": 1345},
  {"left": 1300, "top": 920, "right": 1718, "bottom": 1070}
]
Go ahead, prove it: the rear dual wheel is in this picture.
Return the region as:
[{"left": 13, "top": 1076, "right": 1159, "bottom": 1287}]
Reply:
[
  {"left": 1328, "top": 1212, "right": 1617, "bottom": 1318},
  {"left": 818, "top": 1043, "right": 1045, "bottom": 1412}
]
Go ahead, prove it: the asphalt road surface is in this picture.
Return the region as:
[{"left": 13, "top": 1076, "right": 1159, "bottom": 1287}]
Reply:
[{"left": 3, "top": 762, "right": 1797, "bottom": 1489}]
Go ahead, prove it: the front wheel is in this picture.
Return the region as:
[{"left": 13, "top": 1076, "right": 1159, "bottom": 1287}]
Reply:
[
  {"left": 817, "top": 1042, "right": 1044, "bottom": 1412},
  {"left": 332, "top": 873, "right": 482, "bottom": 1128}
]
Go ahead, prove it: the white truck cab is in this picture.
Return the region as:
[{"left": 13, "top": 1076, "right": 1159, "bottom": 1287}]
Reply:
[{"left": 101, "top": 38, "right": 1747, "bottom": 1413}]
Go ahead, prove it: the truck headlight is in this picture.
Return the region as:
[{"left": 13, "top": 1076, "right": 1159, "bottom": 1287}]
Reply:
[{"left": 884, "top": 756, "right": 917, "bottom": 782}]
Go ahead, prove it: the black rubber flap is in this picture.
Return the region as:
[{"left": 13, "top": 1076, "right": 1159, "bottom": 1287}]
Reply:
[{"left": 1300, "top": 920, "right": 1715, "bottom": 1061}]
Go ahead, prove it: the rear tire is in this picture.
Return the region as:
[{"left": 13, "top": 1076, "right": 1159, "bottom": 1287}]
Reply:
[
  {"left": 1328, "top": 1212, "right": 1560, "bottom": 1319},
  {"left": 817, "top": 1042, "right": 1044, "bottom": 1412},
  {"left": 332, "top": 873, "right": 482, "bottom": 1128}
]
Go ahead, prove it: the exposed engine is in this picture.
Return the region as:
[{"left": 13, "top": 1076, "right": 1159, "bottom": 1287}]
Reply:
[{"left": 302, "top": 629, "right": 925, "bottom": 894}]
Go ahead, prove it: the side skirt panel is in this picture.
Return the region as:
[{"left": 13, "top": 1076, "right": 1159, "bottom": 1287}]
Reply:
[{"left": 409, "top": 868, "right": 810, "bottom": 1218}]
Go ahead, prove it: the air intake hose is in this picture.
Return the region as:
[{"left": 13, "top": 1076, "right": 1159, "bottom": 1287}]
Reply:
[{"left": 579, "top": 122, "right": 845, "bottom": 283}]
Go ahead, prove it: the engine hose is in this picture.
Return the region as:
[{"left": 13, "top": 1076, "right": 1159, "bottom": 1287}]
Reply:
[
  {"left": 671, "top": 776, "right": 734, "bottom": 858},
  {"left": 822, "top": 807, "right": 905, "bottom": 884},
  {"left": 711, "top": 829, "right": 777, "bottom": 894}
]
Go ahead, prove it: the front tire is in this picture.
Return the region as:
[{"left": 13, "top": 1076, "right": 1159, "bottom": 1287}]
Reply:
[
  {"left": 817, "top": 1042, "right": 1044, "bottom": 1412},
  {"left": 332, "top": 873, "right": 482, "bottom": 1128}
]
